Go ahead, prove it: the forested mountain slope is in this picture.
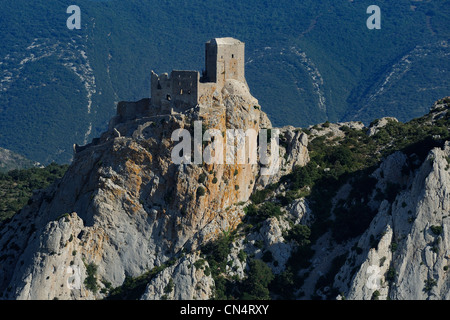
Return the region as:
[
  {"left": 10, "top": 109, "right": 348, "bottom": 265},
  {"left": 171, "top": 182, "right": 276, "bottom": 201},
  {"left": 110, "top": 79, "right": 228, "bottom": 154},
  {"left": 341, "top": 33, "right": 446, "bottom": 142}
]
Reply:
[{"left": 1, "top": 0, "right": 448, "bottom": 164}]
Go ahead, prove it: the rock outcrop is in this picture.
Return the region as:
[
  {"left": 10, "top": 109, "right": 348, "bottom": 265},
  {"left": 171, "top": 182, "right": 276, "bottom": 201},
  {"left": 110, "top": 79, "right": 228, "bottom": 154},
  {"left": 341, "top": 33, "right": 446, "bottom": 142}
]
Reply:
[
  {"left": 1, "top": 70, "right": 448, "bottom": 302},
  {"left": 140, "top": 251, "right": 214, "bottom": 300},
  {"left": 367, "top": 117, "right": 399, "bottom": 136},
  {"left": 335, "top": 142, "right": 450, "bottom": 300},
  {"left": 0, "top": 78, "right": 309, "bottom": 300}
]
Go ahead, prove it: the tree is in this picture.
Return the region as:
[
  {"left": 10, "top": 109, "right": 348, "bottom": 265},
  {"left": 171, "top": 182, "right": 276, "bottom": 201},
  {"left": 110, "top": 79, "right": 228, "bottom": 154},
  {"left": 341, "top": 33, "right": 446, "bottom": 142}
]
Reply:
[
  {"left": 197, "top": 186, "right": 206, "bottom": 197},
  {"left": 285, "top": 224, "right": 311, "bottom": 247},
  {"left": 84, "top": 262, "right": 99, "bottom": 293},
  {"left": 241, "top": 259, "right": 274, "bottom": 300}
]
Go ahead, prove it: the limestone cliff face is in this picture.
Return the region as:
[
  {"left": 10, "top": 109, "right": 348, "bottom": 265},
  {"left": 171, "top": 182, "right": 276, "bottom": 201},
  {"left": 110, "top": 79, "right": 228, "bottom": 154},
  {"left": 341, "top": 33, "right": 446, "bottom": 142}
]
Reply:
[
  {"left": 3, "top": 75, "right": 447, "bottom": 300},
  {"left": 335, "top": 143, "right": 450, "bottom": 300},
  {"left": 0, "top": 79, "right": 308, "bottom": 300}
]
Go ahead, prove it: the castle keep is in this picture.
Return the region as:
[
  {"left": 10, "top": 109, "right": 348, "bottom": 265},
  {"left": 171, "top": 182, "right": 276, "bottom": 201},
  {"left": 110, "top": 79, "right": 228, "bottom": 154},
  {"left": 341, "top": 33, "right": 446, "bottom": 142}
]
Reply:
[{"left": 151, "top": 37, "right": 246, "bottom": 112}]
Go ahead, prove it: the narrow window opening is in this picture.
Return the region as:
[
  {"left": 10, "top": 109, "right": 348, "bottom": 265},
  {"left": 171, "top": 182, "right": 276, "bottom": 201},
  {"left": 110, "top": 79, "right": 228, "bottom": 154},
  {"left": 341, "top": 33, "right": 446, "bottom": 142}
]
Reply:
[{"left": 166, "top": 94, "right": 171, "bottom": 101}]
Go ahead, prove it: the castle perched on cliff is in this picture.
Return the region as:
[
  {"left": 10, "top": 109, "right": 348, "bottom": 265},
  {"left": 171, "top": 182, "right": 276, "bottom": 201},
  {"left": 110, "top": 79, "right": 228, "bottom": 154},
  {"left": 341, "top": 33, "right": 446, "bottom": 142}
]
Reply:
[
  {"left": 150, "top": 37, "right": 246, "bottom": 113},
  {"left": 105, "top": 37, "right": 249, "bottom": 132}
]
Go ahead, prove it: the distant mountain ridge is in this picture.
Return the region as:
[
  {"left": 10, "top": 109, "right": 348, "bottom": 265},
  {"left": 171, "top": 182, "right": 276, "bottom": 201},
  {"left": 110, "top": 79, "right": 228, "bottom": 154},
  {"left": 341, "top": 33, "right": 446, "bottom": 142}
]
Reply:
[
  {"left": 0, "top": 147, "right": 39, "bottom": 173},
  {"left": 0, "top": 0, "right": 449, "bottom": 164}
]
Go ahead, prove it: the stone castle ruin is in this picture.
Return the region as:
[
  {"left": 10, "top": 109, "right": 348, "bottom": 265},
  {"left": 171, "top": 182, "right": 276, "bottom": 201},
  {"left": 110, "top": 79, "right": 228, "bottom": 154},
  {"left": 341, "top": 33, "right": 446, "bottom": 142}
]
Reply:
[
  {"left": 101, "top": 37, "right": 250, "bottom": 141},
  {"left": 150, "top": 37, "right": 246, "bottom": 113}
]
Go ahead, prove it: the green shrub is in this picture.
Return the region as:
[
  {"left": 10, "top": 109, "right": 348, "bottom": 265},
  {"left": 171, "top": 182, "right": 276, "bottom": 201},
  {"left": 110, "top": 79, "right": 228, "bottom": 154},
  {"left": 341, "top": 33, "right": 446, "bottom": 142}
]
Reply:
[
  {"left": 200, "top": 230, "right": 237, "bottom": 299},
  {"left": 371, "top": 290, "right": 380, "bottom": 300},
  {"left": 254, "top": 240, "right": 264, "bottom": 249},
  {"left": 245, "top": 202, "right": 283, "bottom": 225},
  {"left": 430, "top": 225, "right": 443, "bottom": 236},
  {"left": 237, "top": 250, "right": 247, "bottom": 263},
  {"left": 240, "top": 259, "right": 274, "bottom": 300},
  {"left": 55, "top": 213, "right": 70, "bottom": 222},
  {"left": 250, "top": 189, "right": 270, "bottom": 204},
  {"left": 249, "top": 183, "right": 278, "bottom": 204},
  {"left": 84, "top": 262, "right": 99, "bottom": 294},
  {"left": 106, "top": 260, "right": 176, "bottom": 300},
  {"left": 197, "top": 186, "right": 206, "bottom": 197},
  {"left": 270, "top": 269, "right": 297, "bottom": 299},
  {"left": 198, "top": 173, "right": 207, "bottom": 184},
  {"left": 284, "top": 225, "right": 311, "bottom": 247},
  {"left": 100, "top": 280, "right": 112, "bottom": 295},
  {"left": 423, "top": 278, "right": 437, "bottom": 293},
  {"left": 258, "top": 202, "right": 282, "bottom": 219},
  {"left": 385, "top": 266, "right": 396, "bottom": 282},
  {"left": 194, "top": 259, "right": 206, "bottom": 269},
  {"left": 164, "top": 278, "right": 174, "bottom": 294},
  {"left": 390, "top": 242, "right": 398, "bottom": 252},
  {"left": 244, "top": 203, "right": 258, "bottom": 216},
  {"left": 201, "top": 232, "right": 235, "bottom": 274}
]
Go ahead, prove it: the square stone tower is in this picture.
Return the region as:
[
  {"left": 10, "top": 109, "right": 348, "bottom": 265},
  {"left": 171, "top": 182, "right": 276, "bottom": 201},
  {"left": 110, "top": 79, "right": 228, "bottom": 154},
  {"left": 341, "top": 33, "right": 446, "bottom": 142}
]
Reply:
[
  {"left": 204, "top": 37, "right": 246, "bottom": 86},
  {"left": 150, "top": 37, "right": 247, "bottom": 114}
]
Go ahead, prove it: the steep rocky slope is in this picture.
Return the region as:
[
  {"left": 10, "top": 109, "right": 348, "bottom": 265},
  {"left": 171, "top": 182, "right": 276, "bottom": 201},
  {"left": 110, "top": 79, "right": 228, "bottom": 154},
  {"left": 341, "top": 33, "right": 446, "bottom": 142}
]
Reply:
[
  {"left": 336, "top": 144, "right": 450, "bottom": 300},
  {"left": 1, "top": 90, "right": 450, "bottom": 300},
  {"left": 292, "top": 98, "right": 450, "bottom": 300},
  {"left": 0, "top": 79, "right": 308, "bottom": 300}
]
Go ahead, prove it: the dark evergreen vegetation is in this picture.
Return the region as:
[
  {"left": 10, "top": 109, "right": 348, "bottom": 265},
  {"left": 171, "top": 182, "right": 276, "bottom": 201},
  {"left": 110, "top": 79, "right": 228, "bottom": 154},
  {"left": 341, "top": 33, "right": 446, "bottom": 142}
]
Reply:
[
  {"left": 0, "top": 163, "right": 68, "bottom": 222},
  {"left": 1, "top": 0, "right": 449, "bottom": 164}
]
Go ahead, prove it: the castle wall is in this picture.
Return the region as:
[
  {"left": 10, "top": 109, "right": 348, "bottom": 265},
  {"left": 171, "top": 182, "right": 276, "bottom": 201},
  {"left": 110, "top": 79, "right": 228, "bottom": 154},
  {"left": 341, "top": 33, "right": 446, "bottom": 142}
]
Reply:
[
  {"left": 151, "top": 71, "right": 171, "bottom": 110},
  {"left": 216, "top": 41, "right": 245, "bottom": 86},
  {"left": 205, "top": 38, "right": 246, "bottom": 87},
  {"left": 171, "top": 70, "right": 199, "bottom": 110},
  {"left": 116, "top": 98, "right": 151, "bottom": 123},
  {"left": 150, "top": 37, "right": 246, "bottom": 113},
  {"left": 205, "top": 42, "right": 218, "bottom": 83},
  {"left": 151, "top": 70, "right": 200, "bottom": 113}
]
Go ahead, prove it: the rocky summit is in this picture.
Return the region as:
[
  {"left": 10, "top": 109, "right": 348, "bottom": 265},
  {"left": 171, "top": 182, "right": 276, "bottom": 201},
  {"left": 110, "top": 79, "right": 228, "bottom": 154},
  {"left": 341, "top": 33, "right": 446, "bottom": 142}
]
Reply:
[
  {"left": 0, "top": 72, "right": 309, "bottom": 300},
  {"left": 0, "top": 37, "right": 449, "bottom": 300}
]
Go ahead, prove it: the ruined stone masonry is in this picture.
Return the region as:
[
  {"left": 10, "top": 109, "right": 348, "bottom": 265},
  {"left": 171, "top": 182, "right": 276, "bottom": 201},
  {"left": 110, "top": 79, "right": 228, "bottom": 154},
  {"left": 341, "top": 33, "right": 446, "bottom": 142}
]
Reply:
[
  {"left": 80, "top": 37, "right": 249, "bottom": 153},
  {"left": 150, "top": 37, "right": 246, "bottom": 114}
]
